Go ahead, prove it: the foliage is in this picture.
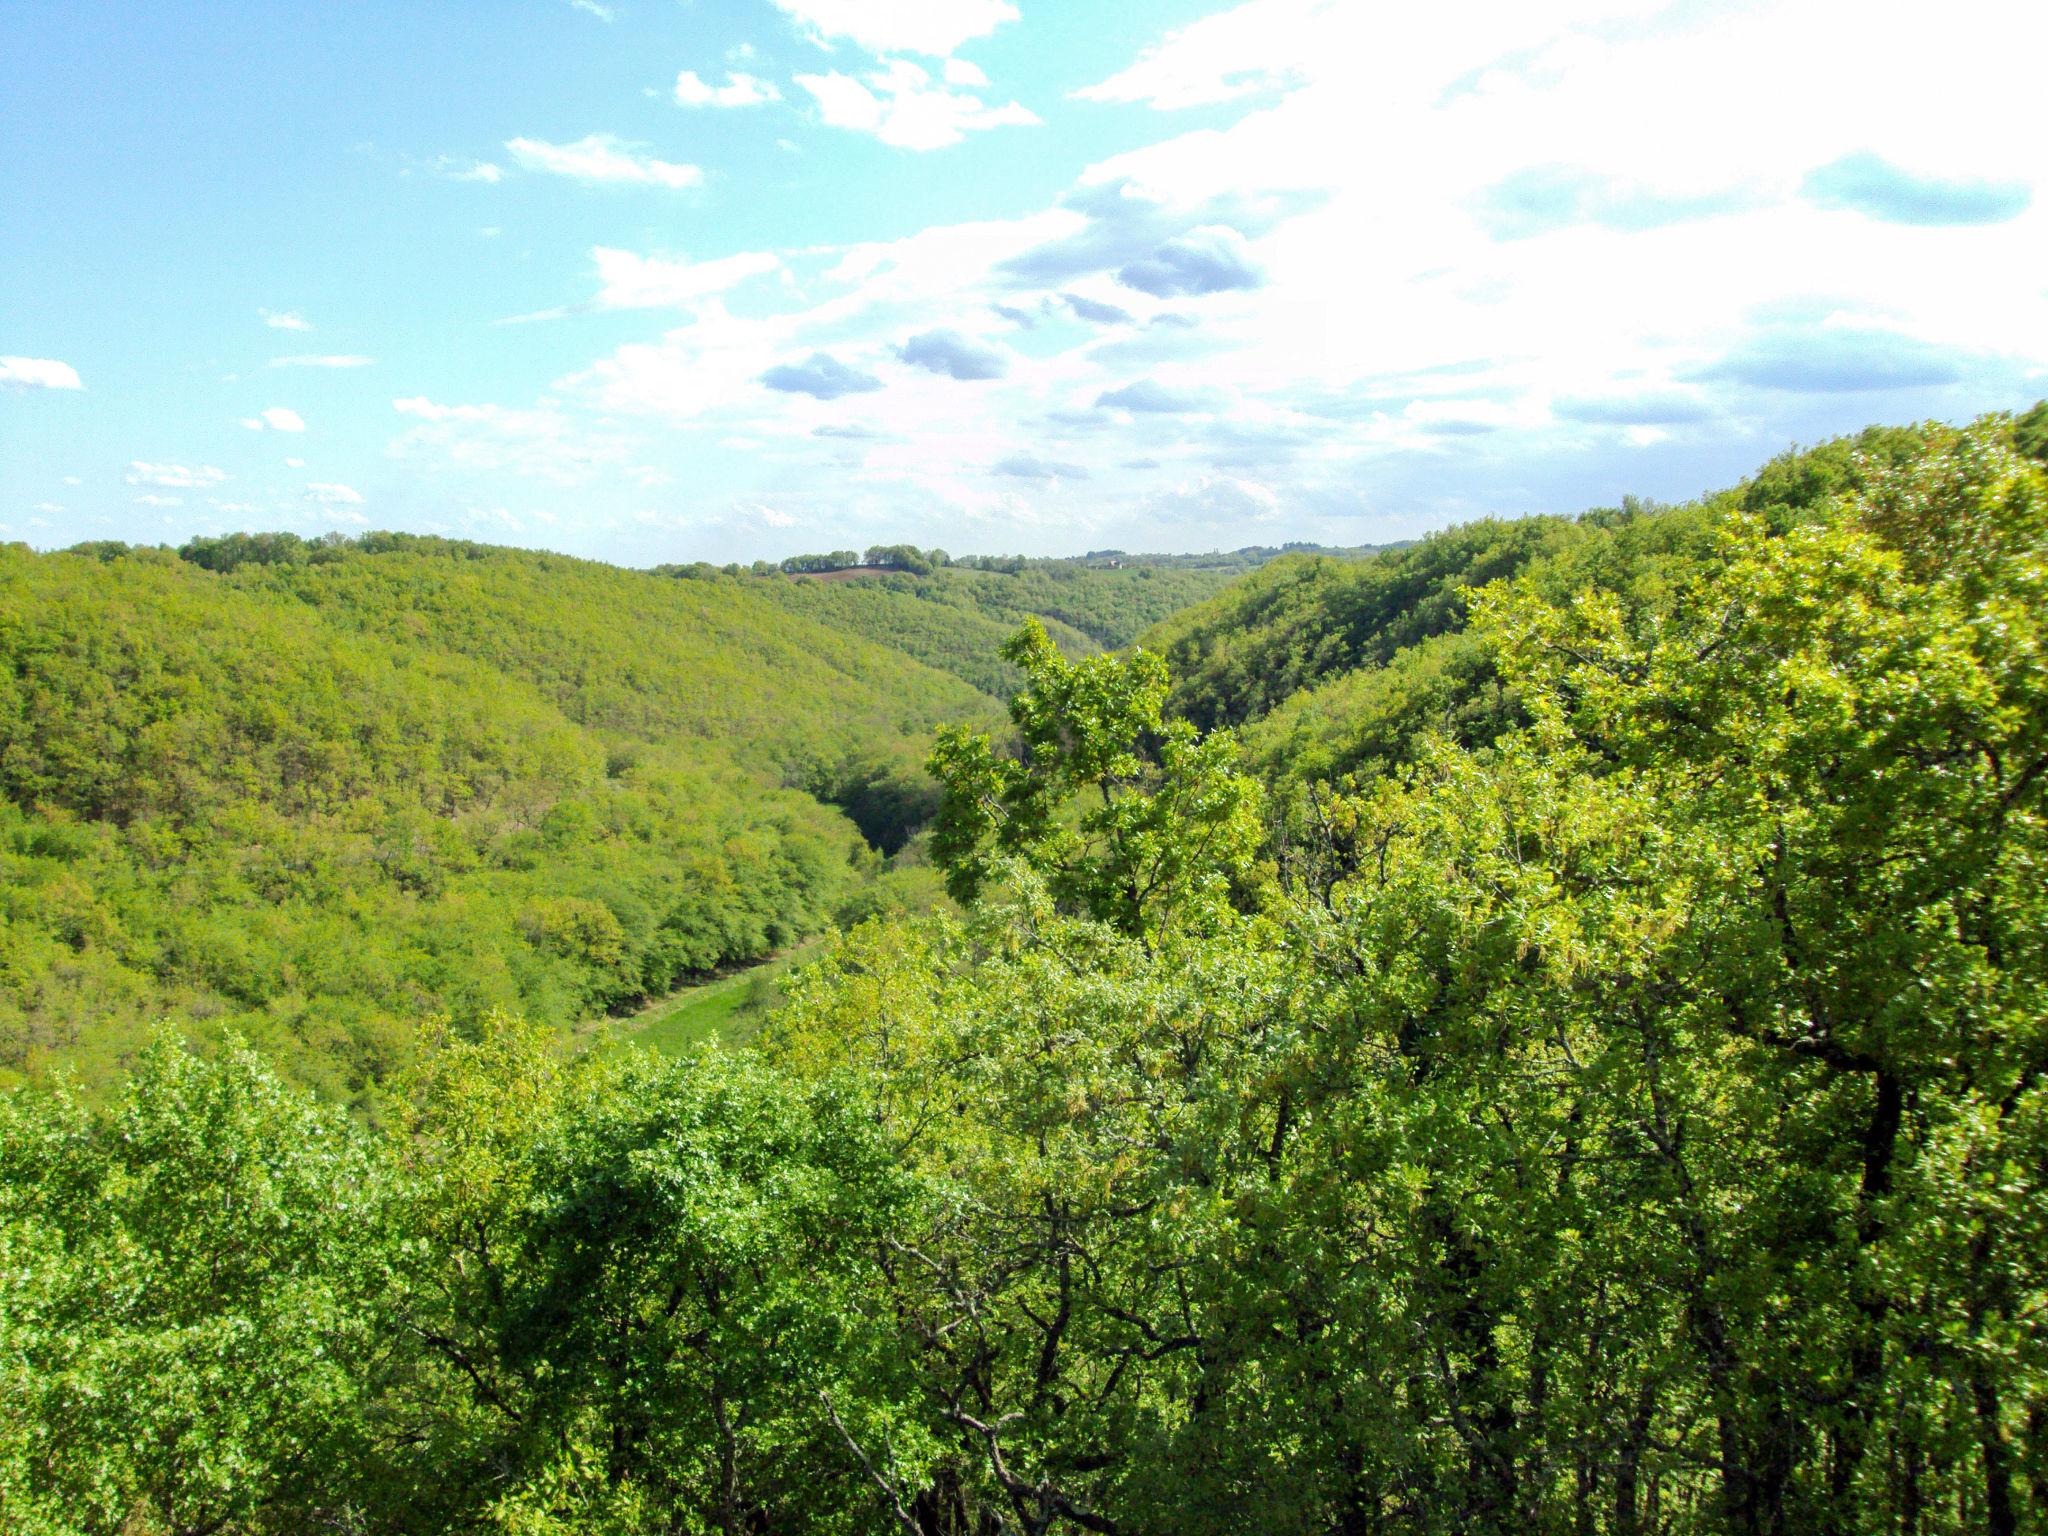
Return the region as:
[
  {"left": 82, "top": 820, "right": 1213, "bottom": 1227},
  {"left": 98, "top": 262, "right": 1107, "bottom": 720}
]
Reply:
[
  {"left": 0, "top": 536, "right": 995, "bottom": 1095},
  {"left": 3, "top": 408, "right": 2044, "bottom": 1533},
  {"left": 927, "top": 619, "right": 1264, "bottom": 944}
]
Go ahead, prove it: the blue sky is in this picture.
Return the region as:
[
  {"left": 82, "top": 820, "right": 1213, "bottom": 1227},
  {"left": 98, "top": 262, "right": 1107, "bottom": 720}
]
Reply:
[{"left": 4, "top": 0, "right": 2045, "bottom": 564}]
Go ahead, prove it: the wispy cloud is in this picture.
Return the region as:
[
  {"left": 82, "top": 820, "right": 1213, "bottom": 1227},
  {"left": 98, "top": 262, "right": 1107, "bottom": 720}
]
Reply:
[
  {"left": 1476, "top": 165, "right": 1755, "bottom": 240},
  {"left": 674, "top": 70, "right": 781, "bottom": 108},
  {"left": 770, "top": 0, "right": 1018, "bottom": 58},
  {"left": 568, "top": 0, "right": 614, "bottom": 19},
  {"left": 0, "top": 356, "right": 83, "bottom": 390},
  {"left": 506, "top": 134, "right": 701, "bottom": 189},
  {"left": 795, "top": 58, "right": 1037, "bottom": 150},
  {"left": 1097, "top": 379, "right": 1211, "bottom": 414},
  {"left": 260, "top": 309, "right": 312, "bottom": 331},
  {"left": 391, "top": 396, "right": 635, "bottom": 484},
  {"left": 127, "top": 462, "right": 227, "bottom": 489},
  {"left": 994, "top": 453, "right": 1089, "bottom": 480},
  {"left": 1688, "top": 324, "right": 1967, "bottom": 393},
  {"left": 428, "top": 156, "right": 506, "bottom": 183},
  {"left": 1075, "top": 0, "right": 1313, "bottom": 108},
  {"left": 1802, "top": 152, "right": 2030, "bottom": 226},
  {"left": 240, "top": 407, "right": 307, "bottom": 432},
  {"left": 305, "top": 482, "right": 365, "bottom": 505},
  {"left": 501, "top": 247, "right": 783, "bottom": 323},
  {"left": 270, "top": 354, "right": 374, "bottom": 369}
]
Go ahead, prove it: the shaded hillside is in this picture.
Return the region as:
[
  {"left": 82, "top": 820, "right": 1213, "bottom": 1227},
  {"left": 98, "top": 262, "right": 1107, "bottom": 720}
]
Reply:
[{"left": 0, "top": 535, "right": 994, "bottom": 1097}]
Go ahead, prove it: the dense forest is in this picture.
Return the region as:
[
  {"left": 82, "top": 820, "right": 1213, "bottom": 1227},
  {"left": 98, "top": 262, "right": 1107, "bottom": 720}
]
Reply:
[
  {"left": 0, "top": 536, "right": 1276, "bottom": 1097},
  {"left": 3, "top": 405, "right": 2046, "bottom": 1534}
]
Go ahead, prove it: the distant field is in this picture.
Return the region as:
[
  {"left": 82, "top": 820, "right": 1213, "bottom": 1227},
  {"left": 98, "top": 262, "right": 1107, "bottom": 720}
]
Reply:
[
  {"left": 605, "top": 949, "right": 811, "bottom": 1056},
  {"left": 787, "top": 567, "right": 890, "bottom": 583}
]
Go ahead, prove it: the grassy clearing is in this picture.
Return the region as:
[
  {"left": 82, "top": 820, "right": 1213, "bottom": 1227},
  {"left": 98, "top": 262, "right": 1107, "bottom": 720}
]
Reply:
[{"left": 604, "top": 947, "right": 813, "bottom": 1057}]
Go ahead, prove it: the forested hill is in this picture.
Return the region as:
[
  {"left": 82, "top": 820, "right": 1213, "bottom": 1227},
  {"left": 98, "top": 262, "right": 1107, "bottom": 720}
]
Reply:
[
  {"left": 670, "top": 542, "right": 1387, "bottom": 696},
  {"left": 1146, "top": 403, "right": 2048, "bottom": 789},
  {"left": 0, "top": 533, "right": 1271, "bottom": 1096},
  {"left": 4, "top": 408, "right": 2047, "bottom": 1534}
]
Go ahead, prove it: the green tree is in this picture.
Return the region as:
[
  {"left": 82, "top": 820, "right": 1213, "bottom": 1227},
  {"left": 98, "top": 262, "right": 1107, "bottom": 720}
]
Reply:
[{"left": 927, "top": 618, "right": 1264, "bottom": 944}]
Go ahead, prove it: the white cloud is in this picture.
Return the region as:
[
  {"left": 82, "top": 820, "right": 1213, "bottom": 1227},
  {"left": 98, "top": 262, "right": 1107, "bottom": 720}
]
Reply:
[
  {"left": 270, "top": 354, "right": 374, "bottom": 369},
  {"left": 0, "top": 356, "right": 83, "bottom": 390},
  {"left": 434, "top": 157, "right": 506, "bottom": 183},
  {"left": 391, "top": 395, "right": 636, "bottom": 484},
  {"left": 586, "top": 247, "right": 783, "bottom": 309},
  {"left": 674, "top": 70, "right": 782, "bottom": 108},
  {"left": 770, "top": 0, "right": 1018, "bottom": 58},
  {"left": 796, "top": 58, "right": 1038, "bottom": 150},
  {"left": 132, "top": 493, "right": 184, "bottom": 507},
  {"left": 127, "top": 461, "right": 227, "bottom": 489},
  {"left": 433, "top": 0, "right": 2048, "bottom": 558},
  {"left": 507, "top": 134, "right": 701, "bottom": 189},
  {"left": 285, "top": 457, "right": 307, "bottom": 468},
  {"left": 260, "top": 309, "right": 312, "bottom": 331},
  {"left": 305, "top": 482, "right": 365, "bottom": 505},
  {"left": 569, "top": 0, "right": 614, "bottom": 19},
  {"left": 1076, "top": 0, "right": 1327, "bottom": 108},
  {"left": 241, "top": 406, "right": 307, "bottom": 432}
]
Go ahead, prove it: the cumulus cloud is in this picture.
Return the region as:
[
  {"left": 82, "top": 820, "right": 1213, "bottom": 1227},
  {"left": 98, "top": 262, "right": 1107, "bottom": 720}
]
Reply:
[
  {"left": 899, "top": 328, "right": 1007, "bottom": 379},
  {"left": 485, "top": 0, "right": 2047, "bottom": 556},
  {"left": 507, "top": 134, "right": 701, "bottom": 189},
  {"left": 0, "top": 356, "right": 83, "bottom": 390},
  {"left": 770, "top": 0, "right": 1019, "bottom": 57},
  {"left": 305, "top": 482, "right": 365, "bottom": 505},
  {"left": 674, "top": 70, "right": 781, "bottom": 108},
  {"left": 1000, "top": 180, "right": 1297, "bottom": 295},
  {"left": 260, "top": 309, "right": 311, "bottom": 330},
  {"left": 1097, "top": 379, "right": 1210, "bottom": 413},
  {"left": 994, "top": 454, "right": 1089, "bottom": 480},
  {"left": 1116, "top": 225, "right": 1262, "bottom": 296},
  {"left": 796, "top": 58, "right": 1038, "bottom": 150},
  {"left": 760, "top": 352, "right": 884, "bottom": 399},
  {"left": 1802, "top": 152, "right": 2031, "bottom": 226},
  {"left": 240, "top": 407, "right": 306, "bottom": 432},
  {"left": 127, "top": 461, "right": 227, "bottom": 488},
  {"left": 270, "top": 354, "right": 374, "bottom": 369},
  {"left": 1063, "top": 293, "right": 1133, "bottom": 324}
]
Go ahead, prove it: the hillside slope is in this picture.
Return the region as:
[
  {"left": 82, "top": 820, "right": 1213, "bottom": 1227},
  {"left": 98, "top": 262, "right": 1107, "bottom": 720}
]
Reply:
[
  {"left": 1144, "top": 414, "right": 2048, "bottom": 789},
  {"left": 0, "top": 536, "right": 997, "bottom": 1096}
]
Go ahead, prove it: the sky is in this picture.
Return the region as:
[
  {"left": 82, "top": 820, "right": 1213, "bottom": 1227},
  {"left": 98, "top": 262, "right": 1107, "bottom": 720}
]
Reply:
[{"left": 4, "top": 0, "right": 2045, "bottom": 566}]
